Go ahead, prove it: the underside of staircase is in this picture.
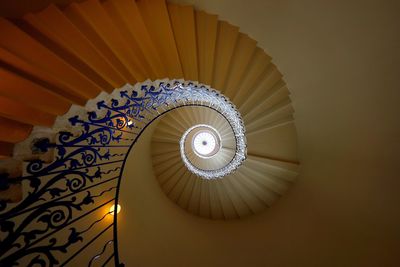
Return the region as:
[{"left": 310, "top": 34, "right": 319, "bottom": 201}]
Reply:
[
  {"left": 0, "top": 0, "right": 298, "bottom": 205},
  {"left": 0, "top": 0, "right": 299, "bottom": 265}
]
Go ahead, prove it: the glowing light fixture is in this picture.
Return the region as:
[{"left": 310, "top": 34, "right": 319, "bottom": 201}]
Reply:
[
  {"left": 109, "top": 204, "right": 121, "bottom": 215},
  {"left": 127, "top": 120, "right": 133, "bottom": 126},
  {"left": 193, "top": 132, "right": 216, "bottom": 156},
  {"left": 190, "top": 126, "right": 221, "bottom": 158}
]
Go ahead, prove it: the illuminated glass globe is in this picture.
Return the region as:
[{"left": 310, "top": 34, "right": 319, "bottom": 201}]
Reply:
[
  {"left": 192, "top": 128, "right": 220, "bottom": 158},
  {"left": 109, "top": 204, "right": 121, "bottom": 215}
]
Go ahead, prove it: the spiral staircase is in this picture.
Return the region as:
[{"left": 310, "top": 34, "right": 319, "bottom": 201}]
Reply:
[
  {"left": 0, "top": 0, "right": 300, "bottom": 265},
  {"left": 152, "top": 105, "right": 298, "bottom": 219}
]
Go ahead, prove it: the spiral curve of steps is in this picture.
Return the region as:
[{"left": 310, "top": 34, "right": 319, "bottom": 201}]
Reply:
[
  {"left": 152, "top": 86, "right": 298, "bottom": 219},
  {"left": 0, "top": 0, "right": 299, "bottom": 218}
]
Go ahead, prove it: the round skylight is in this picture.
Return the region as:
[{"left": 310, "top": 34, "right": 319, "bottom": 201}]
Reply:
[
  {"left": 175, "top": 84, "right": 247, "bottom": 179},
  {"left": 192, "top": 131, "right": 218, "bottom": 157}
]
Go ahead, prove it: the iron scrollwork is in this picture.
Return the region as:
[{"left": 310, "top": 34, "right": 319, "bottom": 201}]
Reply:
[{"left": 0, "top": 81, "right": 246, "bottom": 266}]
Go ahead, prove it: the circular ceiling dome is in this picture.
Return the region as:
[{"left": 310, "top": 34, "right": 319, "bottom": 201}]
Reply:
[
  {"left": 151, "top": 103, "right": 299, "bottom": 220},
  {"left": 191, "top": 125, "right": 221, "bottom": 158},
  {"left": 180, "top": 119, "right": 238, "bottom": 178}
]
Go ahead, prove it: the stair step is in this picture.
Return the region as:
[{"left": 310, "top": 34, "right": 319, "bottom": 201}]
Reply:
[
  {"left": 235, "top": 170, "right": 277, "bottom": 207},
  {"left": 163, "top": 165, "right": 187, "bottom": 196},
  {"left": 239, "top": 64, "right": 282, "bottom": 114},
  {"left": 228, "top": 174, "right": 266, "bottom": 214},
  {"left": 243, "top": 82, "right": 289, "bottom": 123},
  {"left": 177, "top": 173, "right": 196, "bottom": 210},
  {"left": 247, "top": 123, "right": 298, "bottom": 163},
  {"left": 136, "top": 0, "right": 182, "bottom": 78},
  {"left": 63, "top": 2, "right": 132, "bottom": 82},
  {"left": 198, "top": 179, "right": 211, "bottom": 218},
  {"left": 105, "top": 0, "right": 166, "bottom": 77},
  {"left": 195, "top": 10, "right": 218, "bottom": 86},
  {"left": 222, "top": 178, "right": 252, "bottom": 217},
  {"left": 153, "top": 155, "right": 182, "bottom": 175},
  {"left": 157, "top": 161, "right": 185, "bottom": 186},
  {"left": 0, "top": 46, "right": 86, "bottom": 105},
  {"left": 0, "top": 117, "right": 32, "bottom": 144},
  {"left": 212, "top": 21, "right": 239, "bottom": 90},
  {"left": 231, "top": 48, "right": 271, "bottom": 102},
  {"left": 152, "top": 150, "right": 180, "bottom": 166},
  {"left": 66, "top": 0, "right": 147, "bottom": 82},
  {"left": 0, "top": 68, "right": 70, "bottom": 116},
  {"left": 223, "top": 33, "right": 257, "bottom": 98},
  {"left": 214, "top": 179, "right": 239, "bottom": 219},
  {"left": 208, "top": 179, "right": 225, "bottom": 219},
  {"left": 246, "top": 155, "right": 299, "bottom": 180},
  {"left": 152, "top": 141, "right": 178, "bottom": 155},
  {"left": 101, "top": 0, "right": 155, "bottom": 80},
  {"left": 23, "top": 10, "right": 115, "bottom": 91},
  {"left": 0, "top": 17, "right": 102, "bottom": 100},
  {"left": 245, "top": 102, "right": 294, "bottom": 133},
  {"left": 168, "top": 4, "right": 198, "bottom": 81},
  {"left": 0, "top": 96, "right": 55, "bottom": 126}
]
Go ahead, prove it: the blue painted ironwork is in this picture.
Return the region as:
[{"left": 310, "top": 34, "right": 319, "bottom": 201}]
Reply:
[{"left": 0, "top": 81, "right": 245, "bottom": 266}]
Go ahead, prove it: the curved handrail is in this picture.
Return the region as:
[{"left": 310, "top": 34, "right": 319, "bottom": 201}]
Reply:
[{"left": 0, "top": 81, "right": 246, "bottom": 266}]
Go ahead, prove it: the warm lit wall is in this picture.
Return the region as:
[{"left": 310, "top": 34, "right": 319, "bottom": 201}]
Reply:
[{"left": 119, "top": 114, "right": 399, "bottom": 267}]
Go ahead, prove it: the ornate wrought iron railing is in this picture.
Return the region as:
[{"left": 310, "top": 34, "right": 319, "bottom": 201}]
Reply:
[{"left": 0, "top": 81, "right": 246, "bottom": 266}]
